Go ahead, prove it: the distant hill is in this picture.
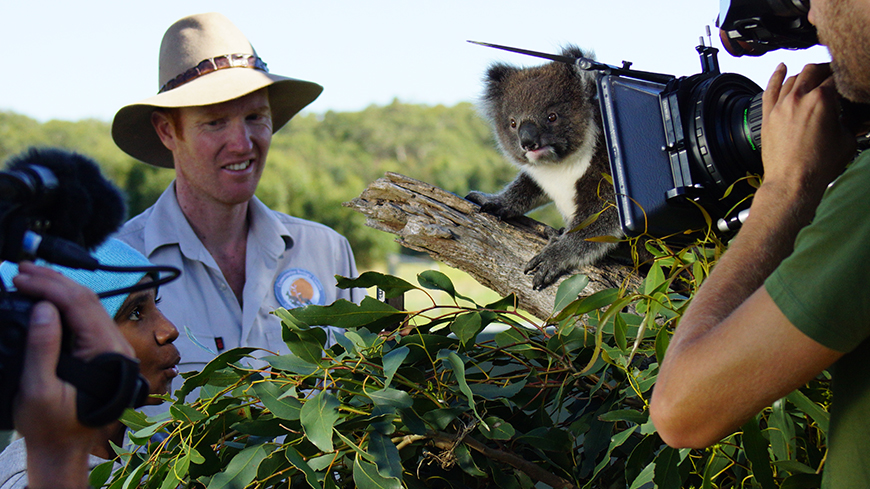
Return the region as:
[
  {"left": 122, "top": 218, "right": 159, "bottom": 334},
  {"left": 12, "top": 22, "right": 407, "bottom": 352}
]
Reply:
[{"left": 1, "top": 101, "right": 554, "bottom": 266}]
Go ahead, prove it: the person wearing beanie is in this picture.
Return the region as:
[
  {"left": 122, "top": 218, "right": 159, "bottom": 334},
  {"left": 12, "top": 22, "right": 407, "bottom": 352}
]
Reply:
[
  {"left": 111, "top": 13, "right": 363, "bottom": 402},
  {"left": 0, "top": 239, "right": 181, "bottom": 489}
]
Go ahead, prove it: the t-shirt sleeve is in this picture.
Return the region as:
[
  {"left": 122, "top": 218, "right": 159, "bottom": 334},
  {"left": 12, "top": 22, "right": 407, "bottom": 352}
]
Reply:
[{"left": 765, "top": 152, "right": 870, "bottom": 353}]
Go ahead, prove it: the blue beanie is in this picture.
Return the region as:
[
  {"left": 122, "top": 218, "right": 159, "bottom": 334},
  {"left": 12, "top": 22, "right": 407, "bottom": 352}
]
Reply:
[{"left": 0, "top": 239, "right": 152, "bottom": 319}]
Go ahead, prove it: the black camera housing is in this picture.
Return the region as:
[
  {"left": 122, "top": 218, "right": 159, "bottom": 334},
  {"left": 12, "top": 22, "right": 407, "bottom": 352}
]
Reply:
[{"left": 598, "top": 44, "right": 763, "bottom": 239}]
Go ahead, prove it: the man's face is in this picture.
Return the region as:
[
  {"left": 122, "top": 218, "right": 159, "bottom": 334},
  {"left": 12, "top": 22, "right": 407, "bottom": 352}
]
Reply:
[
  {"left": 154, "top": 89, "right": 273, "bottom": 207},
  {"left": 810, "top": 0, "right": 870, "bottom": 102},
  {"left": 115, "top": 282, "right": 181, "bottom": 404}
]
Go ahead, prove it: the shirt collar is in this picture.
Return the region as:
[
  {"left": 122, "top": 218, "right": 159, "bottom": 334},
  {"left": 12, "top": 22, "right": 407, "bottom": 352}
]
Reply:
[{"left": 141, "top": 181, "right": 294, "bottom": 261}]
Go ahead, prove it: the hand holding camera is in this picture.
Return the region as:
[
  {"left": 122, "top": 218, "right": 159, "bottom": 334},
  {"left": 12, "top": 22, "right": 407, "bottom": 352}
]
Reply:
[
  {"left": 761, "top": 63, "right": 857, "bottom": 195},
  {"left": 11, "top": 263, "right": 134, "bottom": 489}
]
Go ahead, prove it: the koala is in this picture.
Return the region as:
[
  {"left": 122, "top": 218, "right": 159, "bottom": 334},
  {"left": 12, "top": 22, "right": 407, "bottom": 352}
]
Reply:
[{"left": 466, "top": 46, "right": 622, "bottom": 291}]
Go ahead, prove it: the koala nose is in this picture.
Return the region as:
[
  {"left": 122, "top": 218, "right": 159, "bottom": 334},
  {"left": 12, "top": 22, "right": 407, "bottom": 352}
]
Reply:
[{"left": 518, "top": 121, "right": 540, "bottom": 151}]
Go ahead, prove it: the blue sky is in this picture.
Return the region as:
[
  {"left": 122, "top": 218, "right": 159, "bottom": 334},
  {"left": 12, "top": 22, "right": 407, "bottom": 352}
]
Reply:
[{"left": 1, "top": 0, "right": 829, "bottom": 122}]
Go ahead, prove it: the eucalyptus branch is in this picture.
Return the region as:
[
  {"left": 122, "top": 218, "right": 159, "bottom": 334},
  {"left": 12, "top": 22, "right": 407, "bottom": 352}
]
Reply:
[{"left": 430, "top": 431, "right": 580, "bottom": 489}]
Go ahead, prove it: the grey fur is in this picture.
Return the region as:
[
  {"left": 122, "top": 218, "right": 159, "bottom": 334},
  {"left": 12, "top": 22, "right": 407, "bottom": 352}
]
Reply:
[{"left": 466, "top": 46, "right": 622, "bottom": 290}]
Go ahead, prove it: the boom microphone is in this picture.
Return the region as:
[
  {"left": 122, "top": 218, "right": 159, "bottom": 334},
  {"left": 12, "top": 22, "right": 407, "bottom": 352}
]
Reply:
[{"left": 2, "top": 147, "right": 127, "bottom": 249}]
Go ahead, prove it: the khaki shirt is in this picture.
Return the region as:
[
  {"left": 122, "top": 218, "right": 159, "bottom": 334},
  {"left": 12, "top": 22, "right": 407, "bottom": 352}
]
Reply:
[{"left": 116, "top": 182, "right": 363, "bottom": 403}]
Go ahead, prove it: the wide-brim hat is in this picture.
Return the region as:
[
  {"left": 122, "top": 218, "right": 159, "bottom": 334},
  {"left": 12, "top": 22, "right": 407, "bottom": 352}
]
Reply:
[{"left": 112, "top": 12, "right": 323, "bottom": 168}]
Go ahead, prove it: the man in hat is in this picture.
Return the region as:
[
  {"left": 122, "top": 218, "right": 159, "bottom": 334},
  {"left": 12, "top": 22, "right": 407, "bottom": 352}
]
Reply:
[
  {"left": 650, "top": 0, "right": 870, "bottom": 486},
  {"left": 112, "top": 13, "right": 362, "bottom": 393}
]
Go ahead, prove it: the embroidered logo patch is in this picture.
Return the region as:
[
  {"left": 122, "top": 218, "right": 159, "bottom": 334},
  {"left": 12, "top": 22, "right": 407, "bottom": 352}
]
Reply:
[{"left": 274, "top": 268, "right": 325, "bottom": 309}]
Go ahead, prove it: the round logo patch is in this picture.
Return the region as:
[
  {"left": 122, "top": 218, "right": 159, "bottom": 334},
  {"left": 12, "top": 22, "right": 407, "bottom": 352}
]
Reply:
[{"left": 274, "top": 268, "right": 325, "bottom": 309}]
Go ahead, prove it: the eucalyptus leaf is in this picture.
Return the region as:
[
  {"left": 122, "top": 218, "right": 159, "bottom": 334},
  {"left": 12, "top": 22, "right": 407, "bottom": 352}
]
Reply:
[
  {"left": 353, "top": 456, "right": 402, "bottom": 489},
  {"left": 177, "top": 347, "right": 257, "bottom": 401},
  {"left": 369, "top": 387, "right": 414, "bottom": 409},
  {"left": 554, "top": 288, "right": 620, "bottom": 322},
  {"left": 598, "top": 409, "right": 649, "bottom": 425},
  {"left": 452, "top": 311, "right": 482, "bottom": 347},
  {"left": 206, "top": 444, "right": 271, "bottom": 489},
  {"left": 653, "top": 446, "right": 684, "bottom": 489},
  {"left": 286, "top": 297, "right": 405, "bottom": 331},
  {"left": 553, "top": 273, "right": 589, "bottom": 313},
  {"left": 285, "top": 446, "right": 322, "bottom": 489},
  {"left": 283, "top": 328, "right": 327, "bottom": 365},
  {"left": 336, "top": 271, "right": 417, "bottom": 298},
  {"left": 368, "top": 431, "right": 404, "bottom": 480},
  {"left": 480, "top": 416, "right": 515, "bottom": 440},
  {"left": 454, "top": 442, "right": 487, "bottom": 477},
  {"left": 266, "top": 353, "right": 318, "bottom": 376},
  {"left": 88, "top": 461, "right": 114, "bottom": 488},
  {"left": 786, "top": 390, "right": 830, "bottom": 434},
  {"left": 300, "top": 390, "right": 341, "bottom": 452},
  {"left": 741, "top": 416, "right": 776, "bottom": 489},
  {"left": 484, "top": 293, "right": 519, "bottom": 312},
  {"left": 438, "top": 350, "right": 486, "bottom": 428},
  {"left": 169, "top": 404, "right": 206, "bottom": 423},
  {"left": 253, "top": 380, "right": 303, "bottom": 421},
  {"left": 382, "top": 345, "right": 409, "bottom": 387},
  {"left": 468, "top": 379, "right": 526, "bottom": 400},
  {"left": 417, "top": 270, "right": 467, "bottom": 302}
]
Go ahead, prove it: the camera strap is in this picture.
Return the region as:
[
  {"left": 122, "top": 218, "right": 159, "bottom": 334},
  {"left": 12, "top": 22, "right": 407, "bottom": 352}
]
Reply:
[{"left": 56, "top": 351, "right": 150, "bottom": 427}]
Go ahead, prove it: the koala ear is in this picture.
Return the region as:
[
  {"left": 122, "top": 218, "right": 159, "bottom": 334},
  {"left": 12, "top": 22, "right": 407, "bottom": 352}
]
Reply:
[
  {"left": 485, "top": 63, "right": 518, "bottom": 86},
  {"left": 481, "top": 63, "right": 517, "bottom": 114},
  {"left": 560, "top": 44, "right": 598, "bottom": 97},
  {"left": 560, "top": 44, "right": 587, "bottom": 60}
]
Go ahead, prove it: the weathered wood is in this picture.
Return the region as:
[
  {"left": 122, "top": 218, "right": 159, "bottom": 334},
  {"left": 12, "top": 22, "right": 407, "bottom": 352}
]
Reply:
[{"left": 344, "top": 172, "right": 641, "bottom": 321}]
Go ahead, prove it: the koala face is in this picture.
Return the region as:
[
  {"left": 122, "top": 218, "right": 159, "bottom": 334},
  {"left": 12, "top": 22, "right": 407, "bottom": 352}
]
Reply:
[{"left": 480, "top": 47, "right": 599, "bottom": 168}]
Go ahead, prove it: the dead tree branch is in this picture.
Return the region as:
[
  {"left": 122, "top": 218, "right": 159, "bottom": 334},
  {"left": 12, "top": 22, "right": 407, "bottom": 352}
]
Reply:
[{"left": 344, "top": 172, "right": 641, "bottom": 321}]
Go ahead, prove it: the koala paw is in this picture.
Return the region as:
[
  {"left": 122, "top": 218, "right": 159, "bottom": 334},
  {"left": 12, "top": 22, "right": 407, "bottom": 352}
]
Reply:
[
  {"left": 466, "top": 191, "right": 519, "bottom": 220},
  {"left": 524, "top": 236, "right": 581, "bottom": 291},
  {"left": 524, "top": 232, "right": 615, "bottom": 291}
]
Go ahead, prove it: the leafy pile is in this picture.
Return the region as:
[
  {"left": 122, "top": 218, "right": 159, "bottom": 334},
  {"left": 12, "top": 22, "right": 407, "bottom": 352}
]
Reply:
[{"left": 96, "top": 243, "right": 831, "bottom": 489}]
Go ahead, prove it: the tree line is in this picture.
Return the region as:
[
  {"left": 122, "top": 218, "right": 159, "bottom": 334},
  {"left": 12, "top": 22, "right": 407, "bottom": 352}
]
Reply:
[{"left": 0, "top": 101, "right": 528, "bottom": 266}]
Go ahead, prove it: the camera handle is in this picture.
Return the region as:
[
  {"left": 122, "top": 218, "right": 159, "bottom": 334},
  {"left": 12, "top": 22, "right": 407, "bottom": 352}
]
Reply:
[{"left": 56, "top": 351, "right": 149, "bottom": 427}]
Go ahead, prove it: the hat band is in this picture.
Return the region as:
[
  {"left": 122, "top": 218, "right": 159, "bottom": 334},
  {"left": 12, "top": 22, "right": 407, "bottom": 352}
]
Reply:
[{"left": 158, "top": 53, "right": 269, "bottom": 94}]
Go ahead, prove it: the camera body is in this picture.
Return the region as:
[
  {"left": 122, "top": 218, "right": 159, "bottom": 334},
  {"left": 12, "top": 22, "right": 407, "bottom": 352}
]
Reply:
[
  {"left": 598, "top": 44, "right": 763, "bottom": 238},
  {"left": 718, "top": 0, "right": 815, "bottom": 57}
]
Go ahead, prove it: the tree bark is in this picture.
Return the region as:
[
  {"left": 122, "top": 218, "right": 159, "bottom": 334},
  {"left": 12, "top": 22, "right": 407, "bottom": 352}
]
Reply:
[{"left": 344, "top": 172, "right": 641, "bottom": 321}]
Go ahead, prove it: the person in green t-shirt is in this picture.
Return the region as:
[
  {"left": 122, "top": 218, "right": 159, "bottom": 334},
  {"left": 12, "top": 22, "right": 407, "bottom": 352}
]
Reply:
[{"left": 650, "top": 0, "right": 870, "bottom": 487}]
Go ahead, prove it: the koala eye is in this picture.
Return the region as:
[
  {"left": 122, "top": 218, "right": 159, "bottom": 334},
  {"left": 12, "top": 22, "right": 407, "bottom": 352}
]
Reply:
[
  {"left": 509, "top": 118, "right": 517, "bottom": 129},
  {"left": 547, "top": 113, "right": 558, "bottom": 123}
]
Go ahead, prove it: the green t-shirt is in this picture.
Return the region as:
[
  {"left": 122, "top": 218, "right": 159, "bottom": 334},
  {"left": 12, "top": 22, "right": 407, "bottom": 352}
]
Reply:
[{"left": 766, "top": 150, "right": 870, "bottom": 488}]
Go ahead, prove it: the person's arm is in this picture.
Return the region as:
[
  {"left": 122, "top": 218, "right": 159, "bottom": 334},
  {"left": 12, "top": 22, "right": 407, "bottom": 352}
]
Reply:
[
  {"left": 11, "top": 262, "right": 135, "bottom": 489},
  {"left": 649, "top": 63, "right": 856, "bottom": 448}
]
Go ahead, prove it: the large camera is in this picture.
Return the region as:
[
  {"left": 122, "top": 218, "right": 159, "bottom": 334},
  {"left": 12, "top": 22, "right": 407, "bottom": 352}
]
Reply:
[
  {"left": 472, "top": 0, "right": 870, "bottom": 241},
  {"left": 0, "top": 148, "right": 179, "bottom": 428},
  {"left": 718, "top": 0, "right": 816, "bottom": 57}
]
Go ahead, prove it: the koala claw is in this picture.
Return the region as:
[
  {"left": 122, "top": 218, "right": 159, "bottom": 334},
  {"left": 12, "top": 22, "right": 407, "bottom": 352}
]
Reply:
[{"left": 525, "top": 251, "right": 572, "bottom": 291}]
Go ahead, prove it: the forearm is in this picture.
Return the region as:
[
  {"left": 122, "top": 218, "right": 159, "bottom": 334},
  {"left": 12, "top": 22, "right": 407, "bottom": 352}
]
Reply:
[
  {"left": 650, "top": 179, "right": 825, "bottom": 446},
  {"left": 674, "top": 178, "right": 822, "bottom": 347}
]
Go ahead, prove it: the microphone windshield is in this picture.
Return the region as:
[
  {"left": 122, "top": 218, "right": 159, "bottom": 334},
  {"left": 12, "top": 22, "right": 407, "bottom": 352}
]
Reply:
[{"left": 3, "top": 148, "right": 126, "bottom": 249}]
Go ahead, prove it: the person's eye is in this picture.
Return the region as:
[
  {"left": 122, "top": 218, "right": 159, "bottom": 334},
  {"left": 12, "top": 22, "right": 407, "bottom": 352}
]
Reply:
[{"left": 127, "top": 307, "right": 142, "bottom": 322}]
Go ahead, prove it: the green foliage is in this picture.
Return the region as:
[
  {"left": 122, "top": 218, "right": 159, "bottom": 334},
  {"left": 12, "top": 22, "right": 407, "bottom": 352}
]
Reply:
[
  {"left": 0, "top": 102, "right": 514, "bottom": 267},
  {"left": 101, "top": 237, "right": 831, "bottom": 488}
]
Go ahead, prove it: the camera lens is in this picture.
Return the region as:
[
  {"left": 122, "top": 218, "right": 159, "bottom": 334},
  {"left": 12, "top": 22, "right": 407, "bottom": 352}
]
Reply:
[{"left": 688, "top": 73, "right": 764, "bottom": 198}]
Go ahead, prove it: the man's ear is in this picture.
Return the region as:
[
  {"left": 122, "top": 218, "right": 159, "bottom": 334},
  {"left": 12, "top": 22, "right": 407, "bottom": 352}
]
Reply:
[{"left": 151, "top": 110, "right": 177, "bottom": 151}]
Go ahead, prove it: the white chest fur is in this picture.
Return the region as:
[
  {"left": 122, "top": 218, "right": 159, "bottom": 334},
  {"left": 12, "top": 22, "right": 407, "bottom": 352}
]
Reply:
[{"left": 523, "top": 124, "right": 600, "bottom": 223}]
